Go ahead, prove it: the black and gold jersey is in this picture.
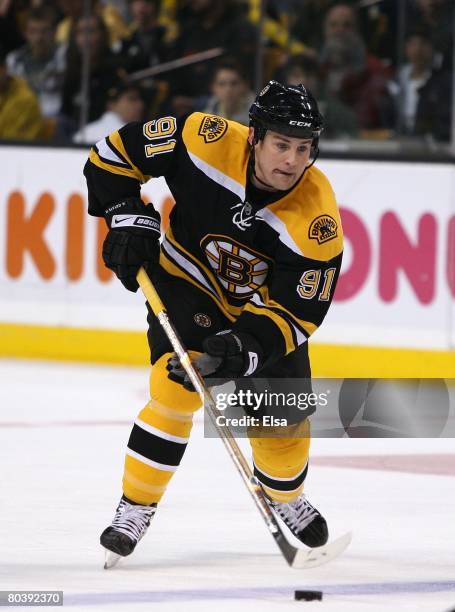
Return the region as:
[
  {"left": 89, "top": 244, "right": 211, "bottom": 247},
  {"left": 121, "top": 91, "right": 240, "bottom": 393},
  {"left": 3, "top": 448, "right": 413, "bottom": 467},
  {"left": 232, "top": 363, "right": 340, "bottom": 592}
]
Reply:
[{"left": 84, "top": 112, "right": 343, "bottom": 368}]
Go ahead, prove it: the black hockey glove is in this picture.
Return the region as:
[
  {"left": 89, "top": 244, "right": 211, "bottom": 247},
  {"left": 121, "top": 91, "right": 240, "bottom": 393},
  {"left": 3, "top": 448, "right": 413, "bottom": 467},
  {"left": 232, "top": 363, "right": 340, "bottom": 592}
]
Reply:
[
  {"left": 167, "top": 331, "right": 263, "bottom": 391},
  {"left": 102, "top": 197, "right": 161, "bottom": 292}
]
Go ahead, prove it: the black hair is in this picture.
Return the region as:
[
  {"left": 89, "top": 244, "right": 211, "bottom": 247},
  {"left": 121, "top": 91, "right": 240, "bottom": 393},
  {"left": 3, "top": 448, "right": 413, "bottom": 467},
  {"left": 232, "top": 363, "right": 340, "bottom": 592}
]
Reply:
[
  {"left": 26, "top": 6, "right": 59, "bottom": 27},
  {"left": 283, "top": 54, "right": 320, "bottom": 79},
  {"left": 405, "top": 27, "right": 433, "bottom": 43},
  {"left": 107, "top": 82, "right": 146, "bottom": 102},
  {"left": 211, "top": 57, "right": 250, "bottom": 85}
]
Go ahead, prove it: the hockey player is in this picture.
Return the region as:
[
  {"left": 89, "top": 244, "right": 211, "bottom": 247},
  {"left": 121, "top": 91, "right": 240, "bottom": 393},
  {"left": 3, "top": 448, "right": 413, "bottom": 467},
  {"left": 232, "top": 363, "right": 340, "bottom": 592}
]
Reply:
[{"left": 83, "top": 80, "right": 343, "bottom": 564}]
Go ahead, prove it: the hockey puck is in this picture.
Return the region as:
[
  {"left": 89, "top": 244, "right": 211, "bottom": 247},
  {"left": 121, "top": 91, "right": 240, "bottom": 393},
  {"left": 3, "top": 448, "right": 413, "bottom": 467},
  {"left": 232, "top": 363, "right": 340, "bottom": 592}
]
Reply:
[{"left": 294, "top": 590, "right": 323, "bottom": 601}]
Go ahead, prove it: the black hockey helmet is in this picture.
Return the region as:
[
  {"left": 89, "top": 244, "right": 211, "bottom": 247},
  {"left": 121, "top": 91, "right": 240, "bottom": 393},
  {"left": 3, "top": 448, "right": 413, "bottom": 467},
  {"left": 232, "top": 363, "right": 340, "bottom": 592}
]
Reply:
[{"left": 249, "top": 80, "right": 323, "bottom": 145}]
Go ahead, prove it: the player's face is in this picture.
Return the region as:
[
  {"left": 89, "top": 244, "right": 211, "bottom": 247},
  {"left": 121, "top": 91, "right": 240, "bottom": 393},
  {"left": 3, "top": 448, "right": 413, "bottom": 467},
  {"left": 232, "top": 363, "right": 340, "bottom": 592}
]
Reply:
[
  {"left": 131, "top": 0, "right": 158, "bottom": 27},
  {"left": 325, "top": 5, "right": 356, "bottom": 39},
  {"left": 250, "top": 129, "right": 313, "bottom": 191},
  {"left": 25, "top": 19, "right": 54, "bottom": 57}
]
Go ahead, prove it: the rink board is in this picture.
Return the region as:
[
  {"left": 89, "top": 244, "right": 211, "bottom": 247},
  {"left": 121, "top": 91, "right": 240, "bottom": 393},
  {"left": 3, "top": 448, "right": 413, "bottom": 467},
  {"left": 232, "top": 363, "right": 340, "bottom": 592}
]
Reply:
[
  {"left": 0, "top": 144, "right": 454, "bottom": 375},
  {"left": 1, "top": 322, "right": 454, "bottom": 377}
]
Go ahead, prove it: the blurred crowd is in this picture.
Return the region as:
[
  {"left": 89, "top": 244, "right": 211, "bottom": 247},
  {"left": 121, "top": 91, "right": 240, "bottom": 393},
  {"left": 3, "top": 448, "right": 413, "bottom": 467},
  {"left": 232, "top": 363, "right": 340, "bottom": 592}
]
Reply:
[{"left": 0, "top": 0, "right": 453, "bottom": 145}]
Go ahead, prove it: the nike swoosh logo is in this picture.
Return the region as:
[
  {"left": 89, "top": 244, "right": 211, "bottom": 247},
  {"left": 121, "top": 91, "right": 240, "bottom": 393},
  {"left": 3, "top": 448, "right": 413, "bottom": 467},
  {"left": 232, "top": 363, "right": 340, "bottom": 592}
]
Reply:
[{"left": 113, "top": 216, "right": 134, "bottom": 225}]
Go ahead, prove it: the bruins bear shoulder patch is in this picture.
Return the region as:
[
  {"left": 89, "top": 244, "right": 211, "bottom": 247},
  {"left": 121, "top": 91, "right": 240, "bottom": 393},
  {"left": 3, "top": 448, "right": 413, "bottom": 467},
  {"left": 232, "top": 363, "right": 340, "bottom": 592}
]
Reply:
[
  {"left": 198, "top": 115, "right": 228, "bottom": 143},
  {"left": 308, "top": 215, "right": 338, "bottom": 244}
]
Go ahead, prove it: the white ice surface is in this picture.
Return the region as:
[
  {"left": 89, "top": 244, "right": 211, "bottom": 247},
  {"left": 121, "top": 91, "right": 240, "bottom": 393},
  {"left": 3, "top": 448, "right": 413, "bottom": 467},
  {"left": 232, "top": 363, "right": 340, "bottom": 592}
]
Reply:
[{"left": 0, "top": 359, "right": 454, "bottom": 612}]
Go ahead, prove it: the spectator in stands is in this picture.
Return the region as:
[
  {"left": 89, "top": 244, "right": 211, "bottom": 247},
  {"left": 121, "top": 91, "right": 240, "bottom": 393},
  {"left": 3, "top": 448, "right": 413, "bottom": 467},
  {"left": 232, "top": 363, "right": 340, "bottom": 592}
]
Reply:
[
  {"left": 414, "top": 65, "right": 452, "bottom": 142},
  {"left": 320, "top": 3, "right": 393, "bottom": 130},
  {"left": 0, "top": 42, "right": 46, "bottom": 140},
  {"left": 356, "top": 0, "right": 397, "bottom": 67},
  {"left": 6, "top": 6, "right": 66, "bottom": 118},
  {"left": 290, "top": 0, "right": 397, "bottom": 66},
  {"left": 167, "top": 0, "right": 256, "bottom": 115},
  {"left": 279, "top": 54, "right": 358, "bottom": 139},
  {"left": 56, "top": 0, "right": 128, "bottom": 46},
  {"left": 60, "top": 13, "right": 124, "bottom": 128},
  {"left": 202, "top": 59, "right": 254, "bottom": 126},
  {"left": 73, "top": 82, "right": 146, "bottom": 143},
  {"left": 407, "top": 0, "right": 453, "bottom": 70},
  {"left": 118, "top": 0, "right": 166, "bottom": 74},
  {"left": 290, "top": 0, "right": 339, "bottom": 51},
  {"left": 390, "top": 30, "right": 434, "bottom": 135}
]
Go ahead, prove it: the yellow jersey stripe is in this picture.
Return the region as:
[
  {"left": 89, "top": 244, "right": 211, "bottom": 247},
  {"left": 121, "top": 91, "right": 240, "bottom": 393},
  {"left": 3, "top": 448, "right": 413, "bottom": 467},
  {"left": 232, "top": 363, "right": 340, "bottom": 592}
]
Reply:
[
  {"left": 159, "top": 252, "right": 237, "bottom": 323},
  {"left": 165, "top": 231, "right": 244, "bottom": 318},
  {"left": 161, "top": 231, "right": 244, "bottom": 319},
  {"left": 259, "top": 286, "right": 318, "bottom": 336},
  {"left": 243, "top": 302, "right": 296, "bottom": 354},
  {"left": 109, "top": 130, "right": 150, "bottom": 184},
  {"left": 166, "top": 228, "right": 226, "bottom": 302},
  {"left": 89, "top": 148, "right": 141, "bottom": 180}
]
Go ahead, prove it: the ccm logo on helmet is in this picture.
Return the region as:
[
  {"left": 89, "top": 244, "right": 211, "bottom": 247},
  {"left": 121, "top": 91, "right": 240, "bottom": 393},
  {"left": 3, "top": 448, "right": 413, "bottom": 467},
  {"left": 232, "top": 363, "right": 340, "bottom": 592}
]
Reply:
[{"left": 289, "top": 120, "right": 311, "bottom": 127}]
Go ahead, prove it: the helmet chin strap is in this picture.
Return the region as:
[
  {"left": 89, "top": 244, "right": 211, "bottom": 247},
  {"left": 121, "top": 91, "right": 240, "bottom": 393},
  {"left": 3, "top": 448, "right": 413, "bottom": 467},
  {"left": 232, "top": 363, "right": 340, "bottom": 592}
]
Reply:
[{"left": 252, "top": 167, "right": 279, "bottom": 191}]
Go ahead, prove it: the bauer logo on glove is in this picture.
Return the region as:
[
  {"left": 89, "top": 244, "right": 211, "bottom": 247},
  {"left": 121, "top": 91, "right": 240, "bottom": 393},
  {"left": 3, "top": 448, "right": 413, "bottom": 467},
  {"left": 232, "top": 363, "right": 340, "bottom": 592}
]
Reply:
[{"left": 111, "top": 214, "right": 161, "bottom": 231}]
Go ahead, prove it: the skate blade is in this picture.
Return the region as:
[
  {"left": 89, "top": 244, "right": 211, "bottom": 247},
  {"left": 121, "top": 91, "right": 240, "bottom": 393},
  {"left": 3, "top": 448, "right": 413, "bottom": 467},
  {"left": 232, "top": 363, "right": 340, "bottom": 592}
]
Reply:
[
  {"left": 104, "top": 549, "right": 122, "bottom": 569},
  {"left": 291, "top": 531, "right": 352, "bottom": 569}
]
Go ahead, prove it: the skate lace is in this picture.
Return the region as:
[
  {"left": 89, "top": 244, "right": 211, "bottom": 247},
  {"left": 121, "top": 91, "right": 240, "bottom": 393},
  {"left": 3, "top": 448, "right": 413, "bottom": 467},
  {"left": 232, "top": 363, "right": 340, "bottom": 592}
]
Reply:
[
  {"left": 111, "top": 498, "right": 156, "bottom": 542},
  {"left": 273, "top": 494, "right": 318, "bottom": 534}
]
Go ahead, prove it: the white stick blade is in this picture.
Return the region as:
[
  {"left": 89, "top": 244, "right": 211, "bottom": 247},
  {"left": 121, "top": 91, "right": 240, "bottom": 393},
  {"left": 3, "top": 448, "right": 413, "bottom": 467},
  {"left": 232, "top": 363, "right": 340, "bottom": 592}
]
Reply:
[{"left": 291, "top": 531, "right": 352, "bottom": 569}]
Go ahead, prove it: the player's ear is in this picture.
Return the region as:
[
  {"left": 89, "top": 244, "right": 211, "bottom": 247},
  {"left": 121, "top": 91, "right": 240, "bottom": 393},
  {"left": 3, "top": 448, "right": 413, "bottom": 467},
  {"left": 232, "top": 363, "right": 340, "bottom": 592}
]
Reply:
[{"left": 247, "top": 127, "right": 255, "bottom": 146}]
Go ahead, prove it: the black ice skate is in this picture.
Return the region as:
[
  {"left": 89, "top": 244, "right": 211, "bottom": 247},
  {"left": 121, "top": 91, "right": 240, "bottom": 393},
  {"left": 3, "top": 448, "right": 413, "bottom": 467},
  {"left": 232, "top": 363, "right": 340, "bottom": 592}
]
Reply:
[
  {"left": 269, "top": 492, "right": 328, "bottom": 548},
  {"left": 100, "top": 495, "right": 157, "bottom": 568}
]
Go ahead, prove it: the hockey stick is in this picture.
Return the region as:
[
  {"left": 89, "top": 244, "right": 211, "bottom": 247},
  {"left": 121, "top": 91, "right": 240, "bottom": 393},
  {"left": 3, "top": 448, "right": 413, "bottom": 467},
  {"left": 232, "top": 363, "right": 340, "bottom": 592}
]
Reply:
[
  {"left": 127, "top": 48, "right": 224, "bottom": 83},
  {"left": 136, "top": 267, "right": 351, "bottom": 569}
]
